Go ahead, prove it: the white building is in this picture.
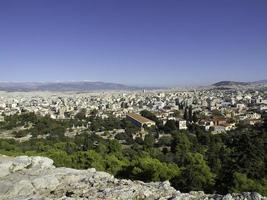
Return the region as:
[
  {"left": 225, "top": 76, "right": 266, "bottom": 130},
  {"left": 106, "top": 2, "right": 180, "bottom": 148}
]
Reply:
[
  {"left": 0, "top": 116, "right": 4, "bottom": 122},
  {"left": 177, "top": 120, "right": 187, "bottom": 130}
]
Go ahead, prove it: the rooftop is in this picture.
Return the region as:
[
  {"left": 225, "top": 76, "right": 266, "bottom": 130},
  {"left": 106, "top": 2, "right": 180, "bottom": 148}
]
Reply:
[{"left": 127, "top": 113, "right": 155, "bottom": 124}]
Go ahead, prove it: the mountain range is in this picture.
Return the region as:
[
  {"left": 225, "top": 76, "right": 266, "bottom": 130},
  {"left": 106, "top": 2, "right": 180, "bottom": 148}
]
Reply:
[
  {"left": 0, "top": 79, "right": 266, "bottom": 92},
  {"left": 212, "top": 79, "right": 267, "bottom": 87},
  {"left": 0, "top": 81, "right": 139, "bottom": 92}
]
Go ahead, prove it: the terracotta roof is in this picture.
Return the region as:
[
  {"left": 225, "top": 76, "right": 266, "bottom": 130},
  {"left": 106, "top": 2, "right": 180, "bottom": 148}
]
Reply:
[{"left": 127, "top": 113, "right": 155, "bottom": 124}]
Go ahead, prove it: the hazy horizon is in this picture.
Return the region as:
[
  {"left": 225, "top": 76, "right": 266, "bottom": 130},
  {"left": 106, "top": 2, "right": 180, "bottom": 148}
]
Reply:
[
  {"left": 1, "top": 0, "right": 267, "bottom": 86},
  {"left": 0, "top": 79, "right": 266, "bottom": 89}
]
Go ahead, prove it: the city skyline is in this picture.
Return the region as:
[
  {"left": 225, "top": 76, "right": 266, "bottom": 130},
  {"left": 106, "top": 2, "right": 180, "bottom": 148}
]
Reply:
[{"left": 1, "top": 0, "right": 267, "bottom": 86}]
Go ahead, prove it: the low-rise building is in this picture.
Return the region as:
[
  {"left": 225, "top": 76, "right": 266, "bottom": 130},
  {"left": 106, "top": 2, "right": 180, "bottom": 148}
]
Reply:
[
  {"left": 126, "top": 113, "right": 156, "bottom": 127},
  {"left": 177, "top": 120, "right": 187, "bottom": 130},
  {"left": 0, "top": 115, "right": 4, "bottom": 122}
]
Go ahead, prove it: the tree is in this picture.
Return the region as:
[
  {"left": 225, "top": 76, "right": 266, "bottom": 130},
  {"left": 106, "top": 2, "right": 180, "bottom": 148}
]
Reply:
[
  {"left": 105, "top": 154, "right": 128, "bottom": 176},
  {"left": 47, "top": 150, "right": 73, "bottom": 167},
  {"left": 158, "top": 136, "right": 172, "bottom": 146},
  {"left": 2, "top": 112, "right": 267, "bottom": 196},
  {"left": 72, "top": 150, "right": 105, "bottom": 170},
  {"left": 171, "top": 132, "right": 192, "bottom": 165},
  {"left": 171, "top": 153, "right": 215, "bottom": 192},
  {"left": 164, "top": 120, "right": 177, "bottom": 133},
  {"left": 0, "top": 140, "right": 15, "bottom": 151},
  {"left": 115, "top": 132, "right": 132, "bottom": 143},
  {"left": 192, "top": 112, "right": 198, "bottom": 123},
  {"left": 231, "top": 173, "right": 267, "bottom": 196},
  {"left": 226, "top": 131, "right": 266, "bottom": 179},
  {"left": 95, "top": 143, "right": 108, "bottom": 155},
  {"left": 205, "top": 140, "right": 222, "bottom": 175},
  {"left": 188, "top": 106, "right": 193, "bottom": 122},
  {"left": 144, "top": 133, "right": 155, "bottom": 148},
  {"left": 122, "top": 157, "right": 180, "bottom": 182},
  {"left": 107, "top": 140, "right": 122, "bottom": 155},
  {"left": 183, "top": 107, "right": 188, "bottom": 120},
  {"left": 171, "top": 132, "right": 192, "bottom": 153}
]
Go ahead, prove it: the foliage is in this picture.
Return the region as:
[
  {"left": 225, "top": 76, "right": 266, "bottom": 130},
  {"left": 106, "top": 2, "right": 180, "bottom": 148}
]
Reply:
[
  {"left": 231, "top": 173, "right": 267, "bottom": 196},
  {"left": 0, "top": 112, "right": 266, "bottom": 196},
  {"left": 119, "top": 156, "right": 180, "bottom": 182},
  {"left": 171, "top": 153, "right": 215, "bottom": 192},
  {"left": 164, "top": 120, "right": 177, "bottom": 133}
]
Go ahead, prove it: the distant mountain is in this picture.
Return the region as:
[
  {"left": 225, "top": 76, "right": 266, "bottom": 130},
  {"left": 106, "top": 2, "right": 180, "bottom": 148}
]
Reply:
[
  {"left": 212, "top": 81, "right": 249, "bottom": 87},
  {"left": 212, "top": 79, "right": 267, "bottom": 87},
  {"left": 0, "top": 81, "right": 140, "bottom": 92},
  {"left": 251, "top": 79, "right": 267, "bottom": 84}
]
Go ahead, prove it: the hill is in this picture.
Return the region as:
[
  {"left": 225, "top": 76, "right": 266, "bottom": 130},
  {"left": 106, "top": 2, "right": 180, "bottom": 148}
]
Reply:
[
  {"left": 0, "top": 155, "right": 265, "bottom": 200},
  {"left": 0, "top": 81, "right": 138, "bottom": 92},
  {"left": 212, "top": 81, "right": 249, "bottom": 87},
  {"left": 212, "top": 79, "right": 267, "bottom": 87},
  {"left": 252, "top": 79, "right": 267, "bottom": 84}
]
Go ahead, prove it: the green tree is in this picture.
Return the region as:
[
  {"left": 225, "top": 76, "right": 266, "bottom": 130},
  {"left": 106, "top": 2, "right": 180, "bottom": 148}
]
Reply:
[
  {"left": 144, "top": 133, "right": 155, "bottom": 148},
  {"left": 172, "top": 153, "right": 215, "bottom": 192},
  {"left": 164, "top": 120, "right": 177, "bottom": 133},
  {"left": 158, "top": 136, "right": 172, "bottom": 146},
  {"left": 124, "top": 157, "right": 180, "bottom": 182},
  {"left": 105, "top": 154, "right": 128, "bottom": 176},
  {"left": 192, "top": 112, "right": 198, "bottom": 123},
  {"left": 107, "top": 140, "right": 122, "bottom": 155},
  {"left": 72, "top": 150, "right": 105, "bottom": 170},
  {"left": 188, "top": 106, "right": 193, "bottom": 122},
  {"left": 183, "top": 107, "right": 188, "bottom": 120},
  {"left": 47, "top": 150, "right": 73, "bottom": 167},
  {"left": 231, "top": 173, "right": 267, "bottom": 196},
  {"left": 171, "top": 132, "right": 192, "bottom": 165}
]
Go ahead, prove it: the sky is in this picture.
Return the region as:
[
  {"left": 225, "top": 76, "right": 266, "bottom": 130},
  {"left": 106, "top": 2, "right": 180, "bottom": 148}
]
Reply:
[{"left": 0, "top": 0, "right": 267, "bottom": 86}]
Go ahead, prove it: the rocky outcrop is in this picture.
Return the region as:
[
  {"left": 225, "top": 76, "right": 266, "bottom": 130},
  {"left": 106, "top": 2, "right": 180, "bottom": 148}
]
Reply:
[{"left": 0, "top": 155, "right": 266, "bottom": 200}]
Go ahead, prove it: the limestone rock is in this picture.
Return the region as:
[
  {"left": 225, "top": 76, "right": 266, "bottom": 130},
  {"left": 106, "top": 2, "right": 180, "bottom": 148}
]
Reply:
[
  {"left": 9, "top": 156, "right": 32, "bottom": 172},
  {"left": 32, "top": 175, "right": 60, "bottom": 191},
  {"left": 0, "top": 161, "right": 12, "bottom": 178},
  {"left": 0, "top": 155, "right": 266, "bottom": 200},
  {"left": 31, "top": 156, "right": 54, "bottom": 169}
]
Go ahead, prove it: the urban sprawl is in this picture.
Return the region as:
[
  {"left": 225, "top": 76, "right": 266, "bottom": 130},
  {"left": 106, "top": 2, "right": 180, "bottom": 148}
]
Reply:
[{"left": 0, "top": 88, "right": 266, "bottom": 142}]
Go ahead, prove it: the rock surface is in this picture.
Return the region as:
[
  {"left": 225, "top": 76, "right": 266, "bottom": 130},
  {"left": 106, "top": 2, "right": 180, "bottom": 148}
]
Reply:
[{"left": 0, "top": 155, "right": 266, "bottom": 200}]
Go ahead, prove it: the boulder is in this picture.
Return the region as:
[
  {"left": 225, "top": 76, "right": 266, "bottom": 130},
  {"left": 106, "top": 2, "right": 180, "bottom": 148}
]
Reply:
[
  {"left": 0, "top": 161, "right": 12, "bottom": 178},
  {"left": 0, "top": 180, "right": 34, "bottom": 199},
  {"left": 9, "top": 156, "right": 32, "bottom": 172},
  {"left": 32, "top": 175, "right": 60, "bottom": 191},
  {"left": 0, "top": 155, "right": 266, "bottom": 200},
  {"left": 31, "top": 156, "right": 54, "bottom": 169}
]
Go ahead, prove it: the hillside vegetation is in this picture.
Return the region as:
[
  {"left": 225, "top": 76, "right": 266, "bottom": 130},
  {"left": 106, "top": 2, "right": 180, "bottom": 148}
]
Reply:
[{"left": 0, "top": 112, "right": 266, "bottom": 196}]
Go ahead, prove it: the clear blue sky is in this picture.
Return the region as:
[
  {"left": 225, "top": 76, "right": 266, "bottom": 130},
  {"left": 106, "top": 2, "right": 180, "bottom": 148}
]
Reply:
[{"left": 0, "top": 0, "right": 266, "bottom": 86}]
